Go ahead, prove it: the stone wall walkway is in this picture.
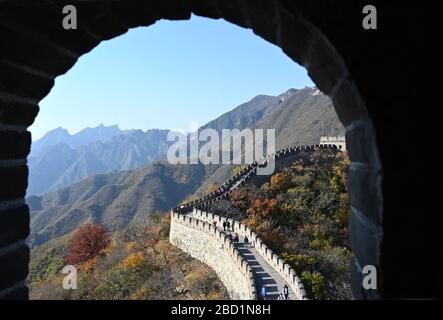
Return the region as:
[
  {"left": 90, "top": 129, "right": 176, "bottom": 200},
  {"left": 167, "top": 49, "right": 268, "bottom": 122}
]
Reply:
[{"left": 188, "top": 211, "right": 294, "bottom": 300}]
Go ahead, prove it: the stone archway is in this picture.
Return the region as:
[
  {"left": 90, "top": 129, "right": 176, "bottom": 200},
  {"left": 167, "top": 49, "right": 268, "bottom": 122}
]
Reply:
[{"left": 2, "top": 0, "right": 428, "bottom": 300}]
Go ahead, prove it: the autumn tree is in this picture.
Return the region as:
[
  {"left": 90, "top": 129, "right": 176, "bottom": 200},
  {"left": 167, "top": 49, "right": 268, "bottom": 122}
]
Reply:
[
  {"left": 270, "top": 172, "right": 290, "bottom": 191},
  {"left": 65, "top": 223, "right": 110, "bottom": 266}
]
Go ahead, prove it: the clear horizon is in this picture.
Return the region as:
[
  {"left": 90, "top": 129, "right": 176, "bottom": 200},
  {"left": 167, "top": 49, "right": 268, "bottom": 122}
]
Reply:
[{"left": 30, "top": 15, "right": 313, "bottom": 141}]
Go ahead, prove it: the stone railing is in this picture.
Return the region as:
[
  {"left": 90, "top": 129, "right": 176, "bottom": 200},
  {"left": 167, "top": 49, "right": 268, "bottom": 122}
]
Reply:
[
  {"left": 170, "top": 211, "right": 256, "bottom": 300},
  {"left": 191, "top": 209, "right": 308, "bottom": 300}
]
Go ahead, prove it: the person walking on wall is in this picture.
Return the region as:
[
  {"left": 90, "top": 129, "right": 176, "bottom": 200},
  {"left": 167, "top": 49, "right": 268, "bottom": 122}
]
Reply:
[
  {"left": 260, "top": 285, "right": 267, "bottom": 300},
  {"left": 283, "top": 284, "right": 289, "bottom": 300},
  {"left": 226, "top": 221, "right": 231, "bottom": 232},
  {"left": 213, "top": 220, "right": 217, "bottom": 229},
  {"left": 244, "top": 235, "right": 249, "bottom": 248}
]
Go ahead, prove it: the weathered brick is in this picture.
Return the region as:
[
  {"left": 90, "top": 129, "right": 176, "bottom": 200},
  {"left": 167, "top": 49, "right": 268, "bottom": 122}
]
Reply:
[
  {"left": 188, "top": 0, "right": 221, "bottom": 19},
  {"left": 280, "top": 9, "right": 313, "bottom": 67},
  {"left": 141, "top": 0, "right": 191, "bottom": 21},
  {"left": 0, "top": 205, "right": 29, "bottom": 249},
  {"left": 307, "top": 37, "right": 346, "bottom": 95},
  {"left": 1, "top": 285, "right": 28, "bottom": 300},
  {"left": 348, "top": 166, "right": 383, "bottom": 224},
  {"left": 0, "top": 25, "right": 78, "bottom": 77},
  {"left": 331, "top": 80, "right": 369, "bottom": 127},
  {"left": 246, "top": 0, "right": 279, "bottom": 45},
  {"left": 74, "top": 2, "right": 129, "bottom": 41},
  {"left": 110, "top": 2, "right": 157, "bottom": 28},
  {"left": 0, "top": 63, "right": 54, "bottom": 101},
  {"left": 350, "top": 256, "right": 365, "bottom": 300},
  {"left": 0, "top": 244, "right": 29, "bottom": 291},
  {"left": 0, "top": 131, "right": 31, "bottom": 160},
  {"left": 349, "top": 209, "right": 381, "bottom": 269},
  {"left": 214, "top": 0, "right": 249, "bottom": 29},
  {"left": 0, "top": 166, "right": 28, "bottom": 201},
  {"left": 345, "top": 118, "right": 381, "bottom": 169},
  {"left": 0, "top": 3, "right": 100, "bottom": 55},
  {"left": 0, "top": 101, "right": 39, "bottom": 127}
]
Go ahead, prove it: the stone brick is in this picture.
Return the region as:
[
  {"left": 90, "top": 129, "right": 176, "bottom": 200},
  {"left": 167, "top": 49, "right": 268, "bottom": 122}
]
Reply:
[
  {"left": 75, "top": 2, "right": 129, "bottom": 41},
  {"left": 188, "top": 0, "right": 221, "bottom": 19},
  {"left": 345, "top": 118, "right": 381, "bottom": 169},
  {"left": 141, "top": 0, "right": 191, "bottom": 21},
  {"left": 348, "top": 166, "right": 382, "bottom": 225},
  {"left": 280, "top": 8, "right": 313, "bottom": 66},
  {"left": 110, "top": 2, "right": 157, "bottom": 28},
  {"left": 0, "top": 25, "right": 78, "bottom": 77},
  {"left": 0, "top": 3, "right": 100, "bottom": 55},
  {"left": 0, "top": 244, "right": 29, "bottom": 291},
  {"left": 246, "top": 0, "right": 279, "bottom": 45},
  {"left": 307, "top": 37, "right": 346, "bottom": 95},
  {"left": 0, "top": 101, "right": 39, "bottom": 127},
  {"left": 0, "top": 63, "right": 54, "bottom": 101},
  {"left": 0, "top": 205, "right": 29, "bottom": 248},
  {"left": 331, "top": 79, "right": 369, "bottom": 127},
  {"left": 0, "top": 131, "right": 31, "bottom": 160},
  {"left": 0, "top": 165, "right": 28, "bottom": 201},
  {"left": 214, "top": 0, "right": 249, "bottom": 29},
  {"left": 349, "top": 209, "right": 381, "bottom": 269},
  {"left": 350, "top": 256, "right": 365, "bottom": 300},
  {"left": 1, "top": 285, "right": 28, "bottom": 300}
]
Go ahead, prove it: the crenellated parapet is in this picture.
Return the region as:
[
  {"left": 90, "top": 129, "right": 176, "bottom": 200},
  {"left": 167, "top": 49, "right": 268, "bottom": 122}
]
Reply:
[
  {"left": 170, "top": 144, "right": 341, "bottom": 300},
  {"left": 191, "top": 209, "right": 308, "bottom": 300},
  {"left": 170, "top": 211, "right": 256, "bottom": 300}
]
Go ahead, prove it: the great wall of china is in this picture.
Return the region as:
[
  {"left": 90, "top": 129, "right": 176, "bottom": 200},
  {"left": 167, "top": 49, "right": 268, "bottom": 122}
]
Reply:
[{"left": 169, "top": 144, "right": 341, "bottom": 300}]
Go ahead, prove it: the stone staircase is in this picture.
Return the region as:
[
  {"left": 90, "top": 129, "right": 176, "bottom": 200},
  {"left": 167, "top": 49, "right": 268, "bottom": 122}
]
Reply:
[{"left": 188, "top": 209, "right": 295, "bottom": 299}]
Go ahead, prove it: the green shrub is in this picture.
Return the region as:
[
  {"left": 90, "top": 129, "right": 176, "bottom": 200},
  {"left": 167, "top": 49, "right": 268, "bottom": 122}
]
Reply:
[
  {"left": 29, "top": 248, "right": 64, "bottom": 286},
  {"left": 281, "top": 253, "right": 317, "bottom": 274},
  {"left": 301, "top": 271, "right": 327, "bottom": 300}
]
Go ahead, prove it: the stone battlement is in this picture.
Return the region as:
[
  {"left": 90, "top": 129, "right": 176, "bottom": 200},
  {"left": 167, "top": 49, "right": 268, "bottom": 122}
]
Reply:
[
  {"left": 319, "top": 136, "right": 346, "bottom": 150},
  {"left": 170, "top": 211, "right": 256, "bottom": 300},
  {"left": 190, "top": 209, "right": 307, "bottom": 300}
]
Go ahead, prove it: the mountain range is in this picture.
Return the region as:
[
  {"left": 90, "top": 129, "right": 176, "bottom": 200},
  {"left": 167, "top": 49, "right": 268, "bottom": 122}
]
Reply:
[
  {"left": 28, "top": 128, "right": 172, "bottom": 195},
  {"left": 28, "top": 87, "right": 343, "bottom": 196},
  {"left": 30, "top": 124, "right": 132, "bottom": 157},
  {"left": 27, "top": 87, "right": 345, "bottom": 247}
]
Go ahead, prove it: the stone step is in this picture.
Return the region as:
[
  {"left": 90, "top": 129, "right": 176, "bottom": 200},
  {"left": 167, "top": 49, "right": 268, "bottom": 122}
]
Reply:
[{"left": 189, "top": 211, "right": 294, "bottom": 300}]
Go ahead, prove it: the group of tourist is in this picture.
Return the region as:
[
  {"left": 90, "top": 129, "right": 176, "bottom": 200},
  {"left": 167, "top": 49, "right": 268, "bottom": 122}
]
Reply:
[
  {"left": 260, "top": 284, "right": 290, "bottom": 300},
  {"left": 214, "top": 220, "right": 252, "bottom": 247},
  {"left": 228, "top": 232, "right": 239, "bottom": 243},
  {"left": 222, "top": 220, "right": 231, "bottom": 231},
  {"left": 211, "top": 218, "right": 290, "bottom": 300}
]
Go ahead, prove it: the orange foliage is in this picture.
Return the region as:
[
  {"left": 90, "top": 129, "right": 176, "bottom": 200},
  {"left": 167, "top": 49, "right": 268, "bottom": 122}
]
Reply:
[
  {"left": 270, "top": 172, "right": 290, "bottom": 191},
  {"left": 79, "top": 257, "right": 97, "bottom": 273},
  {"left": 65, "top": 223, "right": 110, "bottom": 266},
  {"left": 122, "top": 252, "right": 145, "bottom": 269},
  {"left": 126, "top": 242, "right": 136, "bottom": 252},
  {"left": 246, "top": 198, "right": 278, "bottom": 220},
  {"left": 229, "top": 188, "right": 250, "bottom": 209}
]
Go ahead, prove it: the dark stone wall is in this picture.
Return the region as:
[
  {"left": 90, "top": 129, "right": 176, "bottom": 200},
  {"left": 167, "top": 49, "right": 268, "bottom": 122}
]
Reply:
[{"left": 0, "top": 0, "right": 438, "bottom": 299}]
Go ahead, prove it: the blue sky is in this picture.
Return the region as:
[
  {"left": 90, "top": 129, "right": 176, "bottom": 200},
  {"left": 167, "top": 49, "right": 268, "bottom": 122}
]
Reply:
[{"left": 31, "top": 15, "right": 313, "bottom": 140}]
